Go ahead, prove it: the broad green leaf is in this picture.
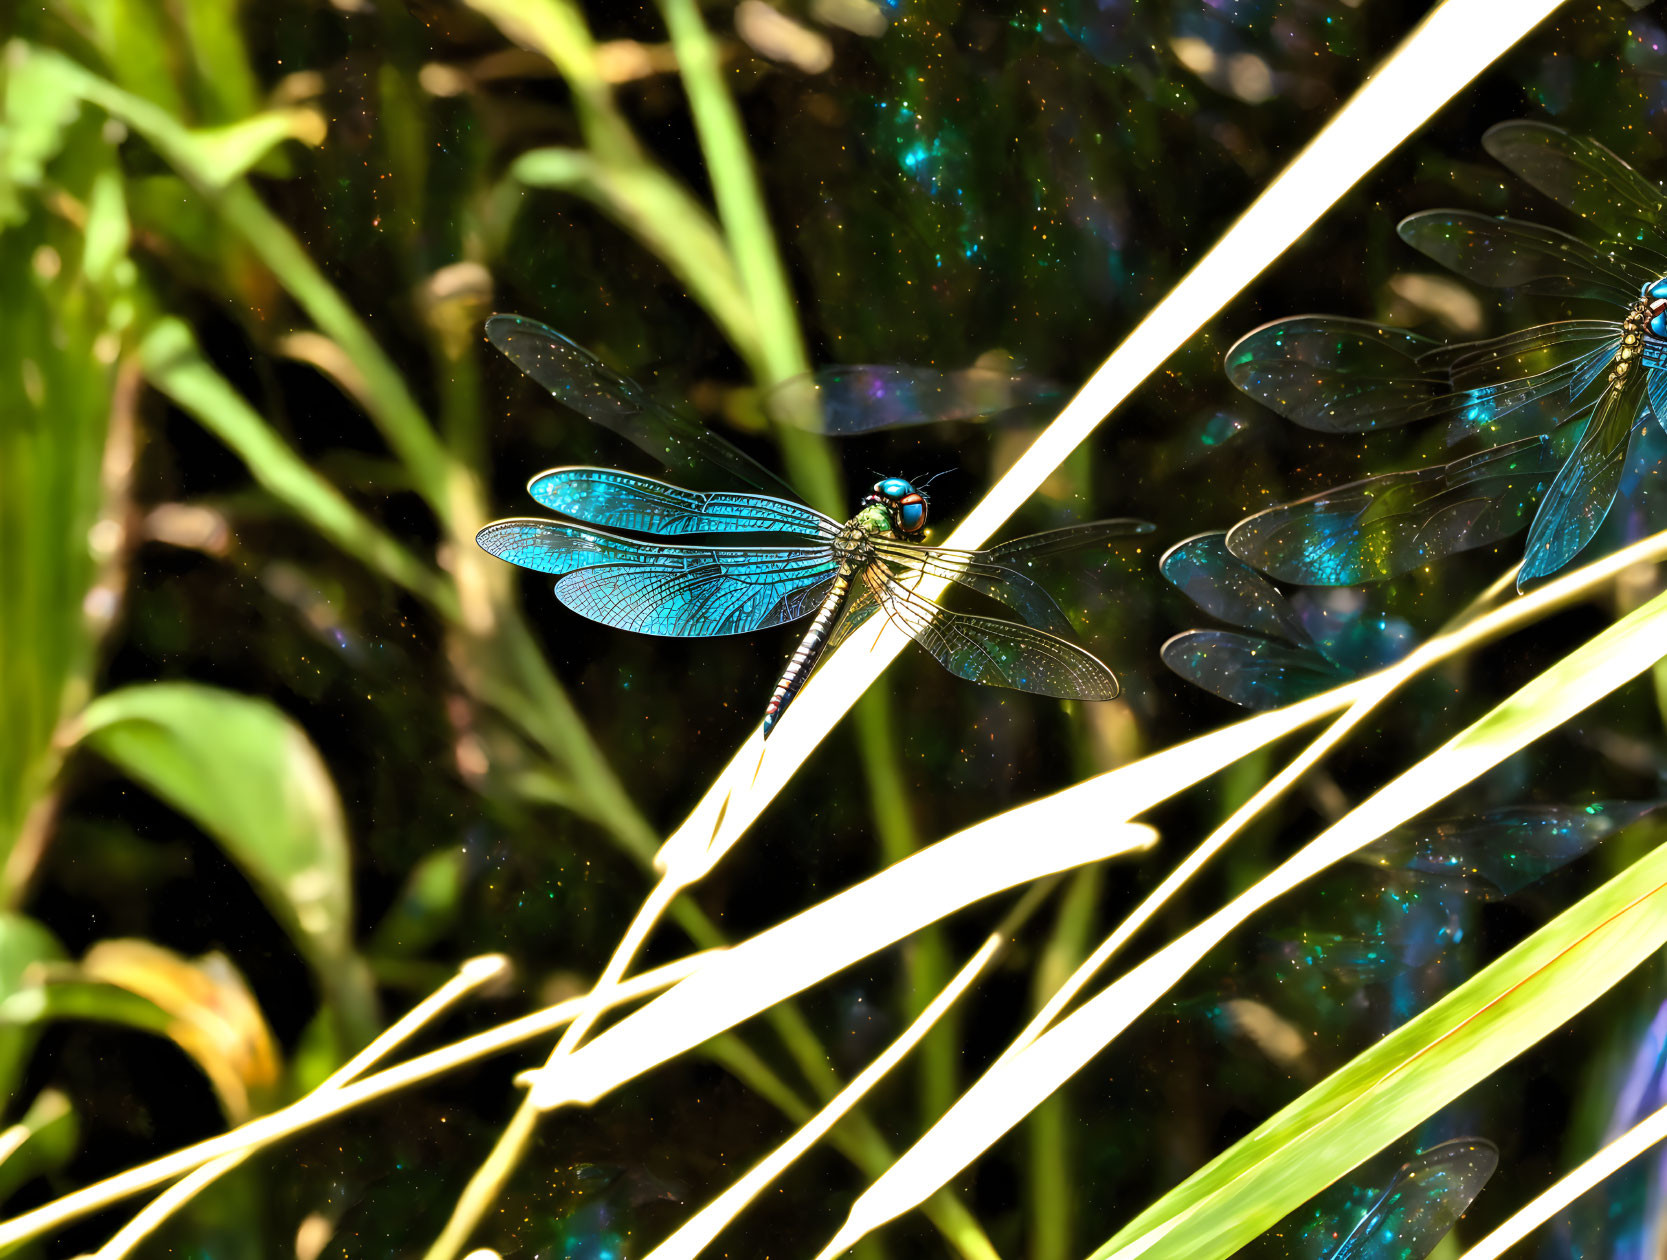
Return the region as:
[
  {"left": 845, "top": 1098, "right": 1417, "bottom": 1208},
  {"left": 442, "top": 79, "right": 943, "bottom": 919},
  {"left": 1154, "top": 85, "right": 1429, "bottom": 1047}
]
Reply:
[
  {"left": 1093, "top": 823, "right": 1667, "bottom": 1260},
  {"left": 0, "top": 1090, "right": 78, "bottom": 1206},
  {"left": 74, "top": 682, "right": 376, "bottom": 1045},
  {"left": 0, "top": 915, "right": 64, "bottom": 1106},
  {"left": 4, "top": 941, "right": 280, "bottom": 1122}
]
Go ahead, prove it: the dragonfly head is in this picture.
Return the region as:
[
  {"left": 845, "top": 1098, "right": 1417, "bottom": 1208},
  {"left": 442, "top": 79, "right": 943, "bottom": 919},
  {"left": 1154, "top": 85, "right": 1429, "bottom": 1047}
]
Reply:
[{"left": 865, "top": 477, "right": 929, "bottom": 540}]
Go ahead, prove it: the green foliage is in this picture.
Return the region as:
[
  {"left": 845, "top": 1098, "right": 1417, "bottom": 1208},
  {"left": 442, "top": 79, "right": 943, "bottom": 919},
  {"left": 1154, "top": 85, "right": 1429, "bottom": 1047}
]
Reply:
[
  {"left": 0, "top": 914, "right": 64, "bottom": 1104},
  {"left": 0, "top": 51, "right": 130, "bottom": 891},
  {"left": 2, "top": 2, "right": 1664, "bottom": 1259},
  {"left": 75, "top": 683, "right": 376, "bottom": 1047}
]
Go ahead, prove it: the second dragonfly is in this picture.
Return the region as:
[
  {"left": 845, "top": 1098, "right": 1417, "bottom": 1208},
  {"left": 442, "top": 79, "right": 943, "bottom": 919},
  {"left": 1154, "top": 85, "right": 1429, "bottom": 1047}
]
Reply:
[{"left": 476, "top": 316, "right": 1149, "bottom": 737}]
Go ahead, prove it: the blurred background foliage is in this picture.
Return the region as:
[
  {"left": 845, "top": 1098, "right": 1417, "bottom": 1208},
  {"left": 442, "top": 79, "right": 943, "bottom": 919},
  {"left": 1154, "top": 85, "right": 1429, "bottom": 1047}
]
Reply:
[{"left": 3, "top": 0, "right": 1667, "bottom": 1256}]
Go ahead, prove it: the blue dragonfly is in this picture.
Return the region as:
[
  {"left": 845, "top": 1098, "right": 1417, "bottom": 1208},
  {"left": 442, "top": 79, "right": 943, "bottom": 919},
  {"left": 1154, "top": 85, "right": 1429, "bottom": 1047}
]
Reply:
[
  {"left": 1224, "top": 120, "right": 1667, "bottom": 590},
  {"left": 476, "top": 316, "right": 1150, "bottom": 737},
  {"left": 1236, "top": 1138, "right": 1498, "bottom": 1260},
  {"left": 1159, "top": 531, "right": 1413, "bottom": 709}
]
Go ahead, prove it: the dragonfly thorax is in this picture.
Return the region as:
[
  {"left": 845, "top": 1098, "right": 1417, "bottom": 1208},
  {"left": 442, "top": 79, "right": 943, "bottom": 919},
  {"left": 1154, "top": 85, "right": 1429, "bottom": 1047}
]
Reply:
[
  {"left": 833, "top": 508, "right": 888, "bottom": 575},
  {"left": 1615, "top": 290, "right": 1667, "bottom": 386}
]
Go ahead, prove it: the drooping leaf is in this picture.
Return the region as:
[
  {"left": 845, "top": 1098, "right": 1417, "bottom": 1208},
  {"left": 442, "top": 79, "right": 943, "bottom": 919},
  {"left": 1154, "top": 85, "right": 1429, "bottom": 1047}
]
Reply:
[
  {"left": 74, "top": 683, "right": 376, "bottom": 1044},
  {"left": 4, "top": 941, "right": 279, "bottom": 1122}
]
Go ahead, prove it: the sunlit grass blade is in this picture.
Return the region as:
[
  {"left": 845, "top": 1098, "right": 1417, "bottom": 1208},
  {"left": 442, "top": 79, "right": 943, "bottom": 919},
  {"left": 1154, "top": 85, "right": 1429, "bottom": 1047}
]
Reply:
[
  {"left": 92, "top": 956, "right": 512, "bottom": 1260},
  {"left": 1091, "top": 826, "right": 1667, "bottom": 1260},
  {"left": 0, "top": 951, "right": 715, "bottom": 1249},
  {"left": 811, "top": 578, "right": 1667, "bottom": 1260},
  {"left": 643, "top": 887, "right": 1051, "bottom": 1260},
  {"left": 521, "top": 824, "right": 1158, "bottom": 1107},
  {"left": 1456, "top": 1097, "right": 1667, "bottom": 1260}
]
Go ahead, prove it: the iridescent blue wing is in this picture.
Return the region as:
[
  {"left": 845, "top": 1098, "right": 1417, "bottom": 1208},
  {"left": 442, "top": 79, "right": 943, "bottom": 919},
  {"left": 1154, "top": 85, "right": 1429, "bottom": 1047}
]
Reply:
[
  {"left": 764, "top": 363, "right": 1062, "bottom": 433},
  {"left": 1160, "top": 630, "right": 1348, "bottom": 710},
  {"left": 1329, "top": 1139, "right": 1498, "bottom": 1260},
  {"left": 1225, "top": 316, "right": 1617, "bottom": 442},
  {"left": 476, "top": 519, "right": 838, "bottom": 637},
  {"left": 1291, "top": 589, "right": 1416, "bottom": 675},
  {"left": 1160, "top": 532, "right": 1312, "bottom": 644},
  {"left": 1518, "top": 371, "right": 1651, "bottom": 587},
  {"left": 1396, "top": 211, "right": 1654, "bottom": 304},
  {"left": 525, "top": 467, "right": 837, "bottom": 539},
  {"left": 1430, "top": 323, "right": 1618, "bottom": 443},
  {"left": 1226, "top": 435, "right": 1565, "bottom": 585},
  {"left": 1482, "top": 121, "right": 1667, "bottom": 265},
  {"left": 1357, "top": 801, "right": 1659, "bottom": 899},
  {"left": 486, "top": 314, "right": 801, "bottom": 499},
  {"left": 859, "top": 564, "right": 1121, "bottom": 700},
  {"left": 872, "top": 519, "right": 1154, "bottom": 637}
]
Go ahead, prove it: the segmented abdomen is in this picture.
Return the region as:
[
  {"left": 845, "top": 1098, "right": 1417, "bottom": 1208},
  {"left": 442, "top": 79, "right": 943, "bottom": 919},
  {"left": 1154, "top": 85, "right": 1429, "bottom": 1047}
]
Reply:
[{"left": 762, "top": 574, "right": 850, "bottom": 738}]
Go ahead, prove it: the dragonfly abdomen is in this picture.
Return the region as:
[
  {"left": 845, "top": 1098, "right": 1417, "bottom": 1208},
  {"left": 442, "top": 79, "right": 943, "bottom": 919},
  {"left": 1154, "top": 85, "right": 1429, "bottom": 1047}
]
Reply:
[{"left": 763, "top": 573, "right": 851, "bottom": 738}]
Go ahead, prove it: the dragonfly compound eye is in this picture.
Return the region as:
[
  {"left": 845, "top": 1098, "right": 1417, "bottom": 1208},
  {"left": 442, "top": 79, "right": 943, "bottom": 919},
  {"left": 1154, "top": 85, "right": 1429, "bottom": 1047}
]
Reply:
[
  {"left": 875, "top": 477, "right": 915, "bottom": 501},
  {"left": 1645, "top": 277, "right": 1667, "bottom": 302},
  {"left": 895, "top": 493, "right": 928, "bottom": 534},
  {"left": 1648, "top": 300, "right": 1667, "bottom": 341}
]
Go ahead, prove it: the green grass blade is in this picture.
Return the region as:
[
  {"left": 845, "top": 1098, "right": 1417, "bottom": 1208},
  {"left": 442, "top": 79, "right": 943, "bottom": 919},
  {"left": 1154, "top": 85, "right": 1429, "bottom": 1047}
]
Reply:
[
  {"left": 1093, "top": 823, "right": 1667, "bottom": 1260},
  {"left": 138, "top": 318, "right": 457, "bottom": 615}
]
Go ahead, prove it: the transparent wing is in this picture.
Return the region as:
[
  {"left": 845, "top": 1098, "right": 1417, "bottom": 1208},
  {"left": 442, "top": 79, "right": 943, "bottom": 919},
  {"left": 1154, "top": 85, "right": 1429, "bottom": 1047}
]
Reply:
[
  {"left": 872, "top": 519, "right": 1153, "bottom": 637},
  {"left": 1357, "top": 801, "right": 1659, "bottom": 899},
  {"left": 826, "top": 580, "right": 883, "bottom": 654},
  {"left": 764, "top": 363, "right": 1061, "bottom": 433},
  {"left": 486, "top": 314, "right": 801, "bottom": 499},
  {"left": 1225, "top": 434, "right": 1566, "bottom": 585},
  {"left": 1518, "top": 372, "right": 1650, "bottom": 587},
  {"left": 1225, "top": 316, "right": 1617, "bottom": 441},
  {"left": 861, "top": 565, "right": 1121, "bottom": 700},
  {"left": 1225, "top": 318, "right": 1445, "bottom": 434},
  {"left": 1160, "top": 531, "right": 1313, "bottom": 644},
  {"left": 1482, "top": 120, "right": 1667, "bottom": 265},
  {"left": 1160, "top": 630, "right": 1347, "bottom": 711},
  {"left": 476, "top": 518, "right": 838, "bottom": 637},
  {"left": 1396, "top": 211, "right": 1654, "bottom": 304},
  {"left": 1329, "top": 1139, "right": 1499, "bottom": 1260},
  {"left": 525, "top": 467, "right": 837, "bottom": 539}
]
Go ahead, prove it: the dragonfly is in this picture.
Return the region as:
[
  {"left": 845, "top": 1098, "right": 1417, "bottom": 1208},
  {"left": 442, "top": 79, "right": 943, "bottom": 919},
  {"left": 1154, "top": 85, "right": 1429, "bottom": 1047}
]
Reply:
[
  {"left": 475, "top": 315, "right": 1150, "bottom": 737},
  {"left": 1159, "top": 531, "right": 1412, "bottom": 709},
  {"left": 1224, "top": 120, "right": 1667, "bottom": 590},
  {"left": 1235, "top": 1138, "right": 1498, "bottom": 1260}
]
